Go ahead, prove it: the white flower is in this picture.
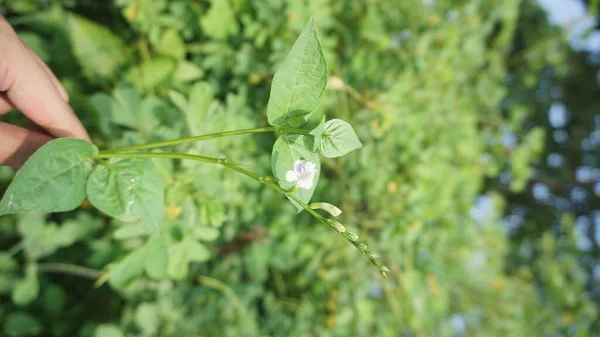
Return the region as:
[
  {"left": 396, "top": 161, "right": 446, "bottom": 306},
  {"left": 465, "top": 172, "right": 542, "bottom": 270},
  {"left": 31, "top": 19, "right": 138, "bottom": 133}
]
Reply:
[{"left": 285, "top": 160, "right": 317, "bottom": 189}]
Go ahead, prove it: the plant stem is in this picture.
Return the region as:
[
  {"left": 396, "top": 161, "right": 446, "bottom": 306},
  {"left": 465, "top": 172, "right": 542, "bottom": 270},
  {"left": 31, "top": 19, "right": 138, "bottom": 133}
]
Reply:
[
  {"left": 7, "top": 241, "right": 24, "bottom": 257},
  {"left": 37, "top": 263, "right": 102, "bottom": 280},
  {"left": 93, "top": 151, "right": 389, "bottom": 277},
  {"left": 100, "top": 126, "right": 311, "bottom": 153}
]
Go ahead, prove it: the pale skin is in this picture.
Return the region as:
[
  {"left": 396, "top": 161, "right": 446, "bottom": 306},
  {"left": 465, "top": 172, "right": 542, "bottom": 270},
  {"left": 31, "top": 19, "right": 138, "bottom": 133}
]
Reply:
[{"left": 0, "top": 15, "right": 89, "bottom": 169}]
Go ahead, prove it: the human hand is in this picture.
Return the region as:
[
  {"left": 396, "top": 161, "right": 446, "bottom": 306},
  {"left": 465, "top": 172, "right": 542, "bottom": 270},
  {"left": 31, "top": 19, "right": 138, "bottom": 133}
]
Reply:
[{"left": 0, "top": 15, "right": 89, "bottom": 169}]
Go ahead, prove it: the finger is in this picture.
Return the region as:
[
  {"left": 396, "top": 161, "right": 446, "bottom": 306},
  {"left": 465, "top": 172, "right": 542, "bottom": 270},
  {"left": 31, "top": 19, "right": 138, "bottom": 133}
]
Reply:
[
  {"left": 0, "top": 16, "right": 89, "bottom": 141},
  {"left": 25, "top": 46, "right": 69, "bottom": 102},
  {"left": 0, "top": 121, "right": 51, "bottom": 169},
  {"left": 0, "top": 93, "right": 12, "bottom": 115}
]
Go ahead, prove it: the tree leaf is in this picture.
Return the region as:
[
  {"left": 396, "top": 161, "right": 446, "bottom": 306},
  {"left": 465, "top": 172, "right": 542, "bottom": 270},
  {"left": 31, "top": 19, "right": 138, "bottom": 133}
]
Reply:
[
  {"left": 319, "top": 119, "right": 363, "bottom": 158},
  {"left": 271, "top": 135, "right": 320, "bottom": 212},
  {"left": 87, "top": 158, "right": 165, "bottom": 233},
  {"left": 267, "top": 17, "right": 327, "bottom": 127},
  {"left": 0, "top": 138, "right": 98, "bottom": 216},
  {"left": 66, "top": 14, "right": 128, "bottom": 82}
]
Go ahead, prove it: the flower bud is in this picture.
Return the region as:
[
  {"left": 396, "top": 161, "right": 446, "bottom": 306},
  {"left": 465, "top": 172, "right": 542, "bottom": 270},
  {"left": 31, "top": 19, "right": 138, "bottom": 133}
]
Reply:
[
  {"left": 344, "top": 231, "right": 359, "bottom": 242},
  {"left": 327, "top": 219, "right": 346, "bottom": 233},
  {"left": 309, "top": 202, "right": 342, "bottom": 217}
]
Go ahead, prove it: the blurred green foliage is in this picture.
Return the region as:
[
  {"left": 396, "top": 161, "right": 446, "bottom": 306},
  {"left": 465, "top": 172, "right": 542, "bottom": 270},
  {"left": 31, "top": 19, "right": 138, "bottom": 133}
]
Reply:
[{"left": 0, "top": 0, "right": 598, "bottom": 336}]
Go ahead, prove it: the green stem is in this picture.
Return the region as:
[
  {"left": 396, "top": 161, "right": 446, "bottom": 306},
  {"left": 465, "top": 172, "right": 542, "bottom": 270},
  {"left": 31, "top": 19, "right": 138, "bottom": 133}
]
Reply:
[
  {"left": 94, "top": 153, "right": 323, "bottom": 222},
  {"left": 37, "top": 263, "right": 102, "bottom": 280},
  {"left": 100, "top": 126, "right": 310, "bottom": 153},
  {"left": 95, "top": 152, "right": 219, "bottom": 163},
  {"left": 93, "top": 151, "right": 389, "bottom": 277},
  {"left": 6, "top": 241, "right": 24, "bottom": 257}
]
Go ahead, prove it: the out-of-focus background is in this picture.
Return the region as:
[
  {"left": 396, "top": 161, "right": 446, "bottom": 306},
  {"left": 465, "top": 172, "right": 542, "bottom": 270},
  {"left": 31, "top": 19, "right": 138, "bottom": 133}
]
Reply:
[{"left": 0, "top": 0, "right": 599, "bottom": 336}]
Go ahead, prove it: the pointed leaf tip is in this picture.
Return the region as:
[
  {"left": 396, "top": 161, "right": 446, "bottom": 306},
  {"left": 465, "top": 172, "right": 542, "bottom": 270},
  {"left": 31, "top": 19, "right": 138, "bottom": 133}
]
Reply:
[{"left": 266, "top": 16, "right": 327, "bottom": 127}]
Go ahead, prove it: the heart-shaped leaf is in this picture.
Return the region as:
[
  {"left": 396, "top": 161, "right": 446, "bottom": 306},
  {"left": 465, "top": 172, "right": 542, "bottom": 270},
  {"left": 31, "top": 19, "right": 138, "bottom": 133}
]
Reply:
[
  {"left": 86, "top": 158, "right": 165, "bottom": 233},
  {"left": 319, "top": 119, "right": 363, "bottom": 158},
  {"left": 0, "top": 138, "right": 98, "bottom": 216},
  {"left": 271, "top": 135, "right": 320, "bottom": 211},
  {"left": 267, "top": 17, "right": 327, "bottom": 127}
]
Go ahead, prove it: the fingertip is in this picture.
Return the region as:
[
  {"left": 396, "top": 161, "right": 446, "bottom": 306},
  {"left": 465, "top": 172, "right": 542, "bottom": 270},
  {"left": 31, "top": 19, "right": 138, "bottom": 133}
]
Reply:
[{"left": 25, "top": 45, "right": 70, "bottom": 102}]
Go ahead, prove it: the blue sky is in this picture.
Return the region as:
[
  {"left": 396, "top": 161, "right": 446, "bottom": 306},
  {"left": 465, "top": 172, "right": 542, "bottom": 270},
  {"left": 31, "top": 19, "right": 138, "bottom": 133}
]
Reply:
[{"left": 537, "top": 0, "right": 600, "bottom": 52}]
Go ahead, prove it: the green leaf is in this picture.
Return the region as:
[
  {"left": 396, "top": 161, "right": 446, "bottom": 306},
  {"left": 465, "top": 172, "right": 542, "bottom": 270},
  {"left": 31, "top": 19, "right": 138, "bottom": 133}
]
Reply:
[
  {"left": 108, "top": 246, "right": 148, "bottom": 289},
  {"left": 145, "top": 236, "right": 168, "bottom": 280},
  {"left": 111, "top": 84, "right": 142, "bottom": 129},
  {"left": 87, "top": 158, "right": 165, "bottom": 233},
  {"left": 135, "top": 303, "right": 160, "bottom": 336},
  {"left": 127, "top": 57, "right": 175, "bottom": 92},
  {"left": 167, "top": 243, "right": 189, "bottom": 280},
  {"left": 189, "top": 82, "right": 216, "bottom": 134},
  {"left": 66, "top": 14, "right": 128, "bottom": 82},
  {"left": 267, "top": 17, "right": 327, "bottom": 127},
  {"left": 174, "top": 61, "right": 205, "bottom": 82},
  {"left": 168, "top": 90, "right": 189, "bottom": 113},
  {"left": 95, "top": 324, "right": 124, "bottom": 337},
  {"left": 187, "top": 240, "right": 211, "bottom": 262},
  {"left": 193, "top": 226, "right": 220, "bottom": 241},
  {"left": 271, "top": 135, "right": 320, "bottom": 211},
  {"left": 0, "top": 253, "right": 18, "bottom": 272},
  {"left": 200, "top": 0, "right": 239, "bottom": 40},
  {"left": 41, "top": 284, "right": 66, "bottom": 314},
  {"left": 91, "top": 86, "right": 164, "bottom": 135},
  {"left": 11, "top": 264, "right": 39, "bottom": 307},
  {"left": 199, "top": 198, "right": 226, "bottom": 228},
  {"left": 169, "top": 82, "right": 215, "bottom": 135},
  {"left": 309, "top": 115, "right": 326, "bottom": 151},
  {"left": 0, "top": 138, "right": 98, "bottom": 216},
  {"left": 318, "top": 119, "right": 363, "bottom": 158},
  {"left": 51, "top": 213, "right": 103, "bottom": 247},
  {"left": 154, "top": 28, "right": 186, "bottom": 60},
  {"left": 90, "top": 93, "right": 115, "bottom": 135},
  {"left": 113, "top": 223, "right": 147, "bottom": 240},
  {"left": 3, "top": 312, "right": 42, "bottom": 337}
]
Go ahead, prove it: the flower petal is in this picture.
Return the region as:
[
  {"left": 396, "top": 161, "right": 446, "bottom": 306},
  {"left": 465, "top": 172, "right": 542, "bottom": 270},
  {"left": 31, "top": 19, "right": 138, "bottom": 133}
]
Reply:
[
  {"left": 303, "top": 170, "right": 316, "bottom": 182},
  {"left": 297, "top": 175, "right": 314, "bottom": 189},
  {"left": 305, "top": 162, "right": 317, "bottom": 172},
  {"left": 285, "top": 170, "right": 298, "bottom": 182}
]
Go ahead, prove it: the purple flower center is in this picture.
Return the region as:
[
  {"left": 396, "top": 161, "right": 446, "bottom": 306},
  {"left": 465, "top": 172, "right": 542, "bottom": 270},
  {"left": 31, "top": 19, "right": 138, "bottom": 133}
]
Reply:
[{"left": 295, "top": 162, "right": 306, "bottom": 175}]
